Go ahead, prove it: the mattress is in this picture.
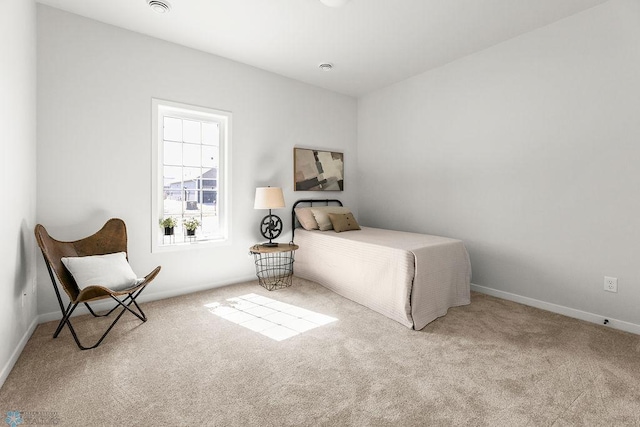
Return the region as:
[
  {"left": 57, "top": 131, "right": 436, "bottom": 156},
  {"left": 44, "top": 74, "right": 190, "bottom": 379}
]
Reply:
[{"left": 294, "top": 226, "right": 471, "bottom": 329}]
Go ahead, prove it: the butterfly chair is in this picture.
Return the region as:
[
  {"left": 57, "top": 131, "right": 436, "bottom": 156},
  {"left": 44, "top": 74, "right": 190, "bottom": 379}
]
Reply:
[{"left": 34, "top": 218, "right": 161, "bottom": 350}]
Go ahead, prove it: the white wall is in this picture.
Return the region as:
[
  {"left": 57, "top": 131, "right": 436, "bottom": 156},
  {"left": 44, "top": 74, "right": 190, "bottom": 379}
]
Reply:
[
  {"left": 358, "top": 0, "right": 640, "bottom": 326},
  {"left": 36, "top": 6, "right": 357, "bottom": 317},
  {"left": 0, "top": 0, "right": 38, "bottom": 387}
]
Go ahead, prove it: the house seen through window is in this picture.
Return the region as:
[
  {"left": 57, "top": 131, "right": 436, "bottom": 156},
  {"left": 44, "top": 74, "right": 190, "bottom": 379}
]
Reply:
[{"left": 153, "top": 100, "right": 230, "bottom": 250}]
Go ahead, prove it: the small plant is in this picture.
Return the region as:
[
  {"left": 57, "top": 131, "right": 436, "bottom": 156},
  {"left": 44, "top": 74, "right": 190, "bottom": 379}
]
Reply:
[
  {"left": 159, "top": 217, "right": 178, "bottom": 228},
  {"left": 183, "top": 217, "right": 201, "bottom": 231}
]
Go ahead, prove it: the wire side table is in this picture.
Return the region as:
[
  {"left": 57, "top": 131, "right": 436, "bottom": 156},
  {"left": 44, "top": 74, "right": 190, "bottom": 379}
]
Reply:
[{"left": 249, "top": 243, "right": 299, "bottom": 291}]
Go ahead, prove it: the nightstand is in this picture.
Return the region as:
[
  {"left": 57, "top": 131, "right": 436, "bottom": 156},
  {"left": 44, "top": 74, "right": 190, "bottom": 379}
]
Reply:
[{"left": 249, "top": 243, "right": 299, "bottom": 291}]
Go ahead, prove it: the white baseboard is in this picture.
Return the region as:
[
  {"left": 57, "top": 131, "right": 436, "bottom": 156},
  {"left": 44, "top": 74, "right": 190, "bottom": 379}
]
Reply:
[
  {"left": 471, "top": 283, "right": 640, "bottom": 336},
  {"left": 0, "top": 316, "right": 39, "bottom": 390},
  {"left": 38, "top": 275, "right": 256, "bottom": 324}
]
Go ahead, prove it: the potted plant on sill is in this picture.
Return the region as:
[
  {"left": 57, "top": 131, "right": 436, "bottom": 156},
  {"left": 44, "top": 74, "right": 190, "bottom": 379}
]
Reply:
[
  {"left": 159, "top": 217, "right": 178, "bottom": 236},
  {"left": 183, "top": 217, "right": 201, "bottom": 236}
]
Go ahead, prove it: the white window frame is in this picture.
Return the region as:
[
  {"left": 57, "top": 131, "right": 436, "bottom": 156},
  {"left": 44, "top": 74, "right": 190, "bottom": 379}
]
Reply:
[{"left": 151, "top": 98, "right": 232, "bottom": 253}]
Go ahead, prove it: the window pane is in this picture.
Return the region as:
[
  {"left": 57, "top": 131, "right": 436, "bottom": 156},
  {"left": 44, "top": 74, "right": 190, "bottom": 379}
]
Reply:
[
  {"left": 184, "top": 192, "right": 201, "bottom": 212},
  {"left": 202, "top": 189, "right": 217, "bottom": 205},
  {"left": 182, "top": 166, "right": 201, "bottom": 183},
  {"left": 163, "top": 190, "right": 182, "bottom": 216},
  {"left": 164, "top": 117, "right": 182, "bottom": 142},
  {"left": 201, "top": 167, "right": 217, "bottom": 180},
  {"left": 201, "top": 179, "right": 216, "bottom": 190},
  {"left": 201, "top": 214, "right": 219, "bottom": 237},
  {"left": 163, "top": 166, "right": 182, "bottom": 188},
  {"left": 164, "top": 141, "right": 182, "bottom": 165},
  {"left": 183, "top": 120, "right": 201, "bottom": 143},
  {"left": 183, "top": 144, "right": 201, "bottom": 167},
  {"left": 183, "top": 188, "right": 198, "bottom": 201},
  {"left": 202, "top": 145, "right": 218, "bottom": 168},
  {"left": 202, "top": 123, "right": 219, "bottom": 145},
  {"left": 163, "top": 189, "right": 182, "bottom": 202}
]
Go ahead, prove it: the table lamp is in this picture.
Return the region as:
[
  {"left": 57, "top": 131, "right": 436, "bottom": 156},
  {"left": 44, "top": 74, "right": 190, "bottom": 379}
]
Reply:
[{"left": 254, "top": 187, "right": 285, "bottom": 247}]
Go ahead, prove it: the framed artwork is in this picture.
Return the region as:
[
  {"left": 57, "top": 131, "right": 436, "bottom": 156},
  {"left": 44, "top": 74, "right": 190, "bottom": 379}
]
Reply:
[{"left": 294, "top": 148, "right": 344, "bottom": 191}]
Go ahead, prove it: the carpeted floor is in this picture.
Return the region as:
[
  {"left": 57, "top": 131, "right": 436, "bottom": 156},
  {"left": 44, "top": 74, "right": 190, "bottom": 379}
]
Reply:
[{"left": 1, "top": 277, "right": 639, "bottom": 426}]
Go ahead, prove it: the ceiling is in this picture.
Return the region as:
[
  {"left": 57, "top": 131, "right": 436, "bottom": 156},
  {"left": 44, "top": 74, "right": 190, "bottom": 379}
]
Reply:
[{"left": 36, "top": 0, "right": 609, "bottom": 97}]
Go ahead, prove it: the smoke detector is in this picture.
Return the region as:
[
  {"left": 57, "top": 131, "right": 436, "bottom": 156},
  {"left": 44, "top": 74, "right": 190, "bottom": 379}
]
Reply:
[
  {"left": 148, "top": 0, "right": 171, "bottom": 14},
  {"left": 319, "top": 63, "right": 334, "bottom": 71}
]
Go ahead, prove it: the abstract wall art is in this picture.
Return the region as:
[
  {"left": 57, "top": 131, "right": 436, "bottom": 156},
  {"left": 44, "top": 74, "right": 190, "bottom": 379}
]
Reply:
[{"left": 294, "top": 148, "right": 344, "bottom": 191}]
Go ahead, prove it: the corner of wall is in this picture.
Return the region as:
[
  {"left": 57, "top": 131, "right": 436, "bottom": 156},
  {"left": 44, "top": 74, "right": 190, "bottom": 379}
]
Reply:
[{"left": 0, "top": 0, "right": 38, "bottom": 390}]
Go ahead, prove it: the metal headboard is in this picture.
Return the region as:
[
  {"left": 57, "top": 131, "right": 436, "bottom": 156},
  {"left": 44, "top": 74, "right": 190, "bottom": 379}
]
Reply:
[{"left": 291, "top": 199, "right": 343, "bottom": 242}]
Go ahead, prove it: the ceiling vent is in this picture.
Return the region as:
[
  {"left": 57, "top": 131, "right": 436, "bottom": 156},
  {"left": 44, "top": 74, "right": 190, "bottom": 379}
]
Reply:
[{"left": 148, "top": 0, "right": 171, "bottom": 14}]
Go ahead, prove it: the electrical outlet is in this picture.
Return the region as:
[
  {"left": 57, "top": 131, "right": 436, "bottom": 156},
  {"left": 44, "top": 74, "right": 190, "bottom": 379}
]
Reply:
[{"left": 604, "top": 276, "right": 617, "bottom": 293}]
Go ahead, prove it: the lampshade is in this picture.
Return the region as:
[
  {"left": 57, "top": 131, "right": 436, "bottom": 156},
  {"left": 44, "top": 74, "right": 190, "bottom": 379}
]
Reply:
[{"left": 254, "top": 187, "right": 285, "bottom": 210}]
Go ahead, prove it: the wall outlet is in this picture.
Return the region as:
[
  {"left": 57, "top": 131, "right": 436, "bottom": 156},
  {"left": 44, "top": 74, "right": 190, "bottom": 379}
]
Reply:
[{"left": 604, "top": 276, "right": 617, "bottom": 293}]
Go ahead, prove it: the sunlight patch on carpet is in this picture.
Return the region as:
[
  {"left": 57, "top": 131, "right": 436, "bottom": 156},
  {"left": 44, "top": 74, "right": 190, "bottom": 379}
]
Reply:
[{"left": 204, "top": 293, "right": 337, "bottom": 341}]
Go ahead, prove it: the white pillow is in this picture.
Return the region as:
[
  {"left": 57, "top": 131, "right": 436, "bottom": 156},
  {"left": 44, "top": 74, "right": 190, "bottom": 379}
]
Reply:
[
  {"left": 310, "top": 206, "right": 352, "bottom": 231},
  {"left": 294, "top": 207, "right": 319, "bottom": 230},
  {"left": 61, "top": 252, "right": 139, "bottom": 292}
]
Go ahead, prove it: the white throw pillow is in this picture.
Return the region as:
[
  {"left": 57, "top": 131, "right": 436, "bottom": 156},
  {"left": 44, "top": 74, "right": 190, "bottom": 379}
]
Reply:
[
  {"left": 310, "top": 206, "right": 352, "bottom": 231},
  {"left": 61, "top": 252, "right": 139, "bottom": 292},
  {"left": 294, "top": 207, "right": 319, "bottom": 230}
]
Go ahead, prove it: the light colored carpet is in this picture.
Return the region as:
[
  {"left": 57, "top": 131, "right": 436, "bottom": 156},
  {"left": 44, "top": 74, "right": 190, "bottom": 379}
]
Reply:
[{"left": 1, "top": 277, "right": 639, "bottom": 426}]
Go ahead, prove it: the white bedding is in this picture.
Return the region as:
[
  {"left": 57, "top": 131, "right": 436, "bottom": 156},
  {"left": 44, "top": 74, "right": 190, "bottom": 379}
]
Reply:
[{"left": 294, "top": 227, "right": 471, "bottom": 329}]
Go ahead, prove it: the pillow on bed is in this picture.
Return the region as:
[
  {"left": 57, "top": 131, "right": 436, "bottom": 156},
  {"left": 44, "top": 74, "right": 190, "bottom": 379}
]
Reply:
[
  {"left": 294, "top": 207, "right": 319, "bottom": 230},
  {"left": 328, "top": 212, "right": 361, "bottom": 233},
  {"left": 310, "top": 206, "right": 352, "bottom": 231},
  {"left": 61, "top": 252, "right": 139, "bottom": 292}
]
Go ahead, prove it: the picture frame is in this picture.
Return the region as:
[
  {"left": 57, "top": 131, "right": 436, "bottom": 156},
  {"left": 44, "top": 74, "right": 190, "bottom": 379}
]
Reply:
[{"left": 293, "top": 148, "right": 344, "bottom": 191}]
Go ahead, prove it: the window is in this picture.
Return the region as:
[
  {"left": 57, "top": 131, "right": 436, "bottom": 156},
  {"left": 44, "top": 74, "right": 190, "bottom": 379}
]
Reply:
[{"left": 152, "top": 99, "right": 231, "bottom": 251}]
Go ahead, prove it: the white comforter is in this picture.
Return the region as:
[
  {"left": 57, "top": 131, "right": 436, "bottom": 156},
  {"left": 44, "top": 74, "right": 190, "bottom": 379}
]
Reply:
[{"left": 294, "top": 227, "right": 471, "bottom": 329}]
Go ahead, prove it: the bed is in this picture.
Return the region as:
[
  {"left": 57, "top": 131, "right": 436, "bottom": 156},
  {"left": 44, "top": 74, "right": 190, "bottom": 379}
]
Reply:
[{"left": 292, "top": 199, "right": 471, "bottom": 330}]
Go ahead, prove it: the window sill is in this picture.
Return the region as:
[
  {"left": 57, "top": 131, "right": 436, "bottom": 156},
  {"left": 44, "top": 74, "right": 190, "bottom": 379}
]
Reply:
[{"left": 152, "top": 236, "right": 230, "bottom": 253}]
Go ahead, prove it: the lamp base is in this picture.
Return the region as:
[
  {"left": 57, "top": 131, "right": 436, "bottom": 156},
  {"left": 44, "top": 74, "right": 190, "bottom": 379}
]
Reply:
[{"left": 258, "top": 212, "right": 283, "bottom": 249}]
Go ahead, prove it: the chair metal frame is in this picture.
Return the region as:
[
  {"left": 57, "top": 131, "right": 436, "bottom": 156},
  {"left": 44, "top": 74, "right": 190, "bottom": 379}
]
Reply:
[{"left": 35, "top": 218, "right": 161, "bottom": 350}]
